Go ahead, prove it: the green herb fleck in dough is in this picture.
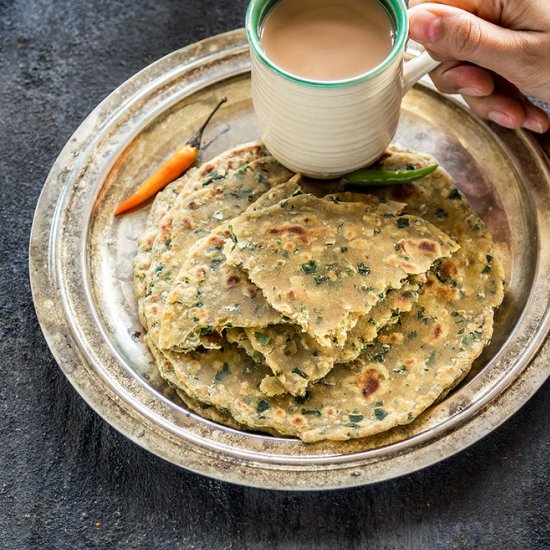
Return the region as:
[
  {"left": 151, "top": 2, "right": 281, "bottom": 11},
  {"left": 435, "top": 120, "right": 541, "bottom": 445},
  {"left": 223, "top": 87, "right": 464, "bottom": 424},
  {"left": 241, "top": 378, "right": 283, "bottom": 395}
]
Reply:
[
  {"left": 214, "top": 362, "right": 230, "bottom": 382},
  {"left": 301, "top": 409, "right": 321, "bottom": 416},
  {"left": 199, "top": 326, "right": 213, "bottom": 336},
  {"left": 254, "top": 332, "right": 272, "bottom": 345},
  {"left": 393, "top": 365, "right": 408, "bottom": 374},
  {"left": 293, "top": 367, "right": 308, "bottom": 379},
  {"left": 314, "top": 274, "right": 329, "bottom": 286},
  {"left": 357, "top": 263, "right": 371, "bottom": 276},
  {"left": 349, "top": 414, "right": 364, "bottom": 424},
  {"left": 416, "top": 307, "right": 429, "bottom": 324},
  {"left": 257, "top": 400, "right": 270, "bottom": 414},
  {"left": 481, "top": 265, "right": 492, "bottom": 275},
  {"left": 340, "top": 247, "right": 349, "bottom": 253},
  {"left": 294, "top": 391, "right": 311, "bottom": 405},
  {"left": 301, "top": 260, "right": 318, "bottom": 275},
  {"left": 448, "top": 189, "right": 462, "bottom": 200},
  {"left": 396, "top": 217, "right": 410, "bottom": 229},
  {"left": 425, "top": 351, "right": 436, "bottom": 366},
  {"left": 374, "top": 408, "right": 388, "bottom": 421}
]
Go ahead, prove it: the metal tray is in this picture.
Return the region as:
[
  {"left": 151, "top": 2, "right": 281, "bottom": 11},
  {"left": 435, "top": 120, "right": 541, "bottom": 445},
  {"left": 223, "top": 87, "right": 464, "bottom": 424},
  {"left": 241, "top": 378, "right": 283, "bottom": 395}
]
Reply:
[{"left": 30, "top": 30, "right": 550, "bottom": 490}]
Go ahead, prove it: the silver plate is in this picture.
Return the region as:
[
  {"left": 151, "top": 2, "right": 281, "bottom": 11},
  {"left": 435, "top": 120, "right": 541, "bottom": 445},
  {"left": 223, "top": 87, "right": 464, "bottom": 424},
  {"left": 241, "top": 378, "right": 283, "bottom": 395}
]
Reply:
[{"left": 30, "top": 30, "right": 550, "bottom": 490}]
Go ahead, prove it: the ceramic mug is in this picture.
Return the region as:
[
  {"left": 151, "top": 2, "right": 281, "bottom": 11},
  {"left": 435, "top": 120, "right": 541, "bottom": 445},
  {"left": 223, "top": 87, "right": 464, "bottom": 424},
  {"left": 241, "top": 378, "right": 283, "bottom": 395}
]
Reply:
[{"left": 246, "top": 0, "right": 439, "bottom": 178}]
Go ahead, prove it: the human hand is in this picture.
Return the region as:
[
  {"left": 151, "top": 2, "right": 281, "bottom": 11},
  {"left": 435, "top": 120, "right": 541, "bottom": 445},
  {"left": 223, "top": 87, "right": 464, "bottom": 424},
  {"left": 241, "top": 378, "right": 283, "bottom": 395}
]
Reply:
[{"left": 408, "top": 0, "right": 550, "bottom": 133}]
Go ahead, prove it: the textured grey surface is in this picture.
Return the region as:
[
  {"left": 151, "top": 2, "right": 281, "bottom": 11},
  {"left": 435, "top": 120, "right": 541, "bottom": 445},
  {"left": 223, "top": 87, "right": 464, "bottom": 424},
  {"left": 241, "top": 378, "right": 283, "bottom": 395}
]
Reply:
[{"left": 1, "top": 0, "right": 549, "bottom": 548}]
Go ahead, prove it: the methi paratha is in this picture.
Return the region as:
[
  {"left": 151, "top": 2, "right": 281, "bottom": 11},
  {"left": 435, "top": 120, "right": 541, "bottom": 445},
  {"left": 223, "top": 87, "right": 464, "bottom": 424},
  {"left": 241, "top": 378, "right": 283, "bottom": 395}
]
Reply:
[
  {"left": 233, "top": 278, "right": 423, "bottom": 397},
  {"left": 158, "top": 177, "right": 302, "bottom": 351},
  {"left": 144, "top": 335, "right": 246, "bottom": 431},
  {"left": 223, "top": 194, "right": 459, "bottom": 347},
  {"left": 158, "top": 183, "right": 408, "bottom": 354},
  {"left": 155, "top": 147, "right": 504, "bottom": 442},
  {"left": 141, "top": 156, "right": 294, "bottom": 348},
  {"left": 134, "top": 142, "right": 268, "bottom": 327}
]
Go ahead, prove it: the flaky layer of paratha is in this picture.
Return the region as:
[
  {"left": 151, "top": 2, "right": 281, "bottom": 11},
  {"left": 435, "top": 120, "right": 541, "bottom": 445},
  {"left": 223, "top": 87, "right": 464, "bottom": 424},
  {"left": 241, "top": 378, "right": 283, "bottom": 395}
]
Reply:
[
  {"left": 223, "top": 194, "right": 459, "bottom": 347},
  {"left": 158, "top": 177, "right": 303, "bottom": 351},
  {"left": 228, "top": 277, "right": 423, "bottom": 397},
  {"left": 134, "top": 142, "right": 269, "bottom": 328},
  {"left": 141, "top": 155, "right": 294, "bottom": 349}
]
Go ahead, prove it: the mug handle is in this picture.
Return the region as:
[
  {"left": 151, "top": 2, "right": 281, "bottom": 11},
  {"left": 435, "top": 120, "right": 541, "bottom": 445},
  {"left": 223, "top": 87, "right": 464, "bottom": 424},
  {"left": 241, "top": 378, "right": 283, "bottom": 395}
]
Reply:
[{"left": 403, "top": 51, "right": 440, "bottom": 93}]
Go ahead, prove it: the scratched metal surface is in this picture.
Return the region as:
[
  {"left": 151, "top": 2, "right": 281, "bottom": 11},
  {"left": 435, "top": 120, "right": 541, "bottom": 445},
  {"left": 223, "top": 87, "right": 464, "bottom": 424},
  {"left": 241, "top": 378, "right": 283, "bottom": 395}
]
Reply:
[{"left": 3, "top": 0, "right": 550, "bottom": 547}]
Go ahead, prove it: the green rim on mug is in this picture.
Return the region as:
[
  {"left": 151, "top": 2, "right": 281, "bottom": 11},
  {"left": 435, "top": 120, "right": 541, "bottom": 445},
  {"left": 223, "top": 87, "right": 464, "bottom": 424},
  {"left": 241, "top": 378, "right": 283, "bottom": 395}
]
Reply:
[{"left": 245, "top": 0, "right": 409, "bottom": 88}]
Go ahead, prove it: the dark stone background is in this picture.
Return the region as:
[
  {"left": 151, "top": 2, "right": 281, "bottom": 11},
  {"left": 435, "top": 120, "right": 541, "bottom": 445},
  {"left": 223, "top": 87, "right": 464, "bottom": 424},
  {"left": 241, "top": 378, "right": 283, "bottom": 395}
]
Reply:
[{"left": 1, "top": 0, "right": 549, "bottom": 548}]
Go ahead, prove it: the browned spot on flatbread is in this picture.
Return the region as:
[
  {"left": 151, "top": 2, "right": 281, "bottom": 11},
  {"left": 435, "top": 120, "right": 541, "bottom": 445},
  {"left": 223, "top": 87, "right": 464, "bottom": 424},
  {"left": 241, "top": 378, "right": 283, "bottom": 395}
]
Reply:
[
  {"left": 194, "top": 266, "right": 207, "bottom": 280},
  {"left": 419, "top": 241, "right": 437, "bottom": 253},
  {"left": 357, "top": 369, "right": 380, "bottom": 399},
  {"left": 390, "top": 184, "right": 418, "bottom": 201},
  {"left": 180, "top": 217, "right": 192, "bottom": 229},
  {"left": 395, "top": 291, "right": 413, "bottom": 308},
  {"left": 439, "top": 258, "right": 459, "bottom": 278},
  {"left": 204, "top": 331, "right": 223, "bottom": 347},
  {"left": 268, "top": 225, "right": 306, "bottom": 236},
  {"left": 400, "top": 238, "right": 441, "bottom": 258},
  {"left": 385, "top": 257, "right": 416, "bottom": 271},
  {"left": 433, "top": 283, "right": 458, "bottom": 300},
  {"left": 226, "top": 275, "right": 240, "bottom": 287},
  {"left": 209, "top": 235, "right": 225, "bottom": 249},
  {"left": 243, "top": 285, "right": 260, "bottom": 298},
  {"left": 379, "top": 332, "right": 403, "bottom": 345},
  {"left": 160, "top": 218, "right": 173, "bottom": 237}
]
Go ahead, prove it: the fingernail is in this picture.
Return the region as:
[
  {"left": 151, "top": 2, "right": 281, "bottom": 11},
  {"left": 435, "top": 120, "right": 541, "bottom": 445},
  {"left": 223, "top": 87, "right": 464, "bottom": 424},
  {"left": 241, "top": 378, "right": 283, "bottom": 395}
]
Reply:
[
  {"left": 409, "top": 10, "right": 441, "bottom": 44},
  {"left": 523, "top": 118, "right": 544, "bottom": 134},
  {"left": 458, "top": 87, "right": 486, "bottom": 97},
  {"left": 488, "top": 111, "right": 516, "bottom": 129}
]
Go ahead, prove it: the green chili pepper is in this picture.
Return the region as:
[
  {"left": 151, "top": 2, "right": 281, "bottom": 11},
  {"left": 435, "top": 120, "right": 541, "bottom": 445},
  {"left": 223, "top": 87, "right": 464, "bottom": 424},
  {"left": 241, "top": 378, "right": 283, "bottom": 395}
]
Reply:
[{"left": 344, "top": 164, "right": 439, "bottom": 186}]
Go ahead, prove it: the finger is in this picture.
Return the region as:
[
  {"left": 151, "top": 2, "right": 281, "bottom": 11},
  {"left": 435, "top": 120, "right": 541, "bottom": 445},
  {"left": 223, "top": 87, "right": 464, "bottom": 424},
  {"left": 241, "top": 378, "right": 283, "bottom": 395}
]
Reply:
[
  {"left": 408, "top": 4, "right": 537, "bottom": 85},
  {"left": 408, "top": 0, "right": 494, "bottom": 20},
  {"left": 429, "top": 62, "right": 495, "bottom": 96},
  {"left": 522, "top": 102, "right": 550, "bottom": 134},
  {"left": 468, "top": 93, "right": 550, "bottom": 134},
  {"left": 409, "top": 0, "right": 550, "bottom": 29},
  {"left": 491, "top": 76, "right": 550, "bottom": 132},
  {"left": 463, "top": 93, "right": 526, "bottom": 128}
]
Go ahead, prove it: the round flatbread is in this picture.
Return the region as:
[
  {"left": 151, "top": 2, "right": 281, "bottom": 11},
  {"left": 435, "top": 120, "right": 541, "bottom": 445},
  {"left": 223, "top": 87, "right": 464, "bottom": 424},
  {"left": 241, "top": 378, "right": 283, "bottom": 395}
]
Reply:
[{"left": 152, "top": 147, "right": 504, "bottom": 442}]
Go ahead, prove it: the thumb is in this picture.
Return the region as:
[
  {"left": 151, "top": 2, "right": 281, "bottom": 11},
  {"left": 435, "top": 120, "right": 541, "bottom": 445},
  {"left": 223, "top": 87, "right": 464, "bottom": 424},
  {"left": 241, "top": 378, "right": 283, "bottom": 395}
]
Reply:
[{"left": 408, "top": 4, "right": 534, "bottom": 85}]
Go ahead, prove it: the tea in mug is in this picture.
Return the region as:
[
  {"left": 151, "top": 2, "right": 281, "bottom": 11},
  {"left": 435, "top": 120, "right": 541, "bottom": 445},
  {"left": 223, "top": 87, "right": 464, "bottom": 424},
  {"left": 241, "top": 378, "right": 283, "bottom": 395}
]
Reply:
[{"left": 260, "top": 0, "right": 395, "bottom": 81}]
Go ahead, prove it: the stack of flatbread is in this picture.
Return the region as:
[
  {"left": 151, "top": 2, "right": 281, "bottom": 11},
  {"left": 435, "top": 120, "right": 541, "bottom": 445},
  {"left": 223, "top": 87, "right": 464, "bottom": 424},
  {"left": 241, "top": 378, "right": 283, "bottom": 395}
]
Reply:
[{"left": 133, "top": 143, "right": 504, "bottom": 442}]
